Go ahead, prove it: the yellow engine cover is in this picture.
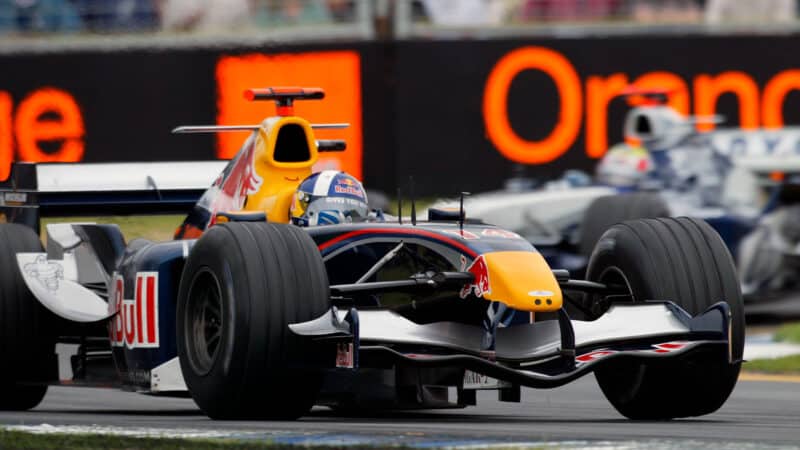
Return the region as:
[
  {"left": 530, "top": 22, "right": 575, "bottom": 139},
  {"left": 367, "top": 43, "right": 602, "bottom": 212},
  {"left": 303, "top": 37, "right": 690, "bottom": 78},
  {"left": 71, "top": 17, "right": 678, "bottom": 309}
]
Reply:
[{"left": 242, "top": 116, "right": 319, "bottom": 222}]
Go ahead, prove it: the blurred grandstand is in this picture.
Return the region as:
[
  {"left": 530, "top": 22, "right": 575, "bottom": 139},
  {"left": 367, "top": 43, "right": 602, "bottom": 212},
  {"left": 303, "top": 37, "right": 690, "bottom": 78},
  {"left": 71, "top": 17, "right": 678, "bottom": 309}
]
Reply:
[{"left": 0, "top": 0, "right": 796, "bottom": 41}]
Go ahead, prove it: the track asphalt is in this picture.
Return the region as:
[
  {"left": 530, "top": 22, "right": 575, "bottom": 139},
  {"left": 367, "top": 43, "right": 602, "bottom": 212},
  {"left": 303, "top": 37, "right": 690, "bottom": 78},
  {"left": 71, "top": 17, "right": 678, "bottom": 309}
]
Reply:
[{"left": 1, "top": 376, "right": 798, "bottom": 448}]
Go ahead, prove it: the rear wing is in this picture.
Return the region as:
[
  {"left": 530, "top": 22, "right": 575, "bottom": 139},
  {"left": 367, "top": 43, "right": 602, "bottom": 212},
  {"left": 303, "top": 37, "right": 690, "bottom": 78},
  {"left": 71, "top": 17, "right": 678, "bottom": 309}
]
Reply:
[{"left": 0, "top": 161, "right": 225, "bottom": 231}]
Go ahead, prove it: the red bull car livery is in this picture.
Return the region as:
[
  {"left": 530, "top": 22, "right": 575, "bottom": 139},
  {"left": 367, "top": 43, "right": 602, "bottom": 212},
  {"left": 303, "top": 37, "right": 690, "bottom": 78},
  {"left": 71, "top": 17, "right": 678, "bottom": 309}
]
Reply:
[{"left": 0, "top": 88, "right": 743, "bottom": 420}]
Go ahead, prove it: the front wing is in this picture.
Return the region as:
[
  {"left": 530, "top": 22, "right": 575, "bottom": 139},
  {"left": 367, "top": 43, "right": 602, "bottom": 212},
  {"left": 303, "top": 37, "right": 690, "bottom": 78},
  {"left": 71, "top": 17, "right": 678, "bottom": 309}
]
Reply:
[{"left": 290, "top": 301, "right": 733, "bottom": 389}]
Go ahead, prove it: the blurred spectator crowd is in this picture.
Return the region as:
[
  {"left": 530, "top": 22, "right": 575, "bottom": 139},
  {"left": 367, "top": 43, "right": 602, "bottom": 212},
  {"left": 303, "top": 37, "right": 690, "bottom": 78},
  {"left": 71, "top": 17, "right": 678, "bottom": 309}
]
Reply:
[
  {"left": 0, "top": 0, "right": 796, "bottom": 35},
  {"left": 417, "top": 0, "right": 798, "bottom": 27},
  {"left": 0, "top": 0, "right": 357, "bottom": 34}
]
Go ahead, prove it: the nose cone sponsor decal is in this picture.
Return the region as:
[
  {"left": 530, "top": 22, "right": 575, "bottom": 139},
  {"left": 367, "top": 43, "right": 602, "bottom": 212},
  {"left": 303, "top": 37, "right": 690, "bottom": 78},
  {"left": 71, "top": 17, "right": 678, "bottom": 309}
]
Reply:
[
  {"left": 481, "top": 228, "right": 522, "bottom": 239},
  {"left": 110, "top": 273, "right": 160, "bottom": 349},
  {"left": 442, "top": 228, "right": 523, "bottom": 241},
  {"left": 442, "top": 229, "right": 480, "bottom": 240},
  {"left": 528, "top": 290, "right": 554, "bottom": 297},
  {"left": 459, "top": 251, "right": 563, "bottom": 312},
  {"left": 460, "top": 255, "right": 491, "bottom": 299}
]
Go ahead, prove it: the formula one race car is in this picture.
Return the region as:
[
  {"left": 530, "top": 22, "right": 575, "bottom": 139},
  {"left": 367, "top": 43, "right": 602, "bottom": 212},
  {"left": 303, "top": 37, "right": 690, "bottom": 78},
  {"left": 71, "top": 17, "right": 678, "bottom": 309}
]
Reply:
[{"left": 0, "top": 88, "right": 743, "bottom": 420}]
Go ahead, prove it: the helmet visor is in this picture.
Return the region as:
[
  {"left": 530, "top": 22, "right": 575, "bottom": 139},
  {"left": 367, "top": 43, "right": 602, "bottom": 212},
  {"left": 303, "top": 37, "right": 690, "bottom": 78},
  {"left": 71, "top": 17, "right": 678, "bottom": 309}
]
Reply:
[{"left": 305, "top": 195, "right": 369, "bottom": 226}]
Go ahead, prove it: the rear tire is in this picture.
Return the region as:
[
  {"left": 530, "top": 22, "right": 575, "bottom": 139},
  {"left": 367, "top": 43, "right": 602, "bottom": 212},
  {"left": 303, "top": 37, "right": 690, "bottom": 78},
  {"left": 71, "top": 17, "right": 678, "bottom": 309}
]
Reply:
[
  {"left": 177, "top": 222, "right": 330, "bottom": 420},
  {"left": 0, "top": 224, "right": 55, "bottom": 410},
  {"left": 579, "top": 193, "right": 670, "bottom": 256},
  {"left": 587, "top": 217, "right": 744, "bottom": 420}
]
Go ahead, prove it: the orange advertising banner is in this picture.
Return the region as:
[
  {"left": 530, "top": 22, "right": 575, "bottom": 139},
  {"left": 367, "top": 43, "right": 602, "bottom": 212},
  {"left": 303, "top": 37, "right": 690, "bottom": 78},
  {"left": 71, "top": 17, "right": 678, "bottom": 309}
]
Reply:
[{"left": 0, "top": 87, "right": 84, "bottom": 181}]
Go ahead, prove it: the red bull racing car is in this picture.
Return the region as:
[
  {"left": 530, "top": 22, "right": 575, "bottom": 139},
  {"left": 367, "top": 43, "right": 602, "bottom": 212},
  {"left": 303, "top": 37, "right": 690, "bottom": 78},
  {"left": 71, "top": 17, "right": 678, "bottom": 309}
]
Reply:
[{"left": 0, "top": 88, "right": 743, "bottom": 420}]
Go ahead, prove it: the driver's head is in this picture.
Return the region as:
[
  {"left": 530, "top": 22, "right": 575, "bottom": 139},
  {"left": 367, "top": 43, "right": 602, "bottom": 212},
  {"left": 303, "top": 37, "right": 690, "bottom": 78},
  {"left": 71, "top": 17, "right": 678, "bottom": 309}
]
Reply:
[
  {"left": 291, "top": 170, "right": 369, "bottom": 226},
  {"left": 595, "top": 143, "right": 653, "bottom": 189}
]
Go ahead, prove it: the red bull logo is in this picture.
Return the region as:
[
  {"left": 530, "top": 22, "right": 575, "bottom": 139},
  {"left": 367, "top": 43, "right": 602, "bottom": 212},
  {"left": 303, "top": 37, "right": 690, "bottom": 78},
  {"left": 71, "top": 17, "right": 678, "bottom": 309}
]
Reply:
[
  {"left": 460, "top": 255, "right": 491, "bottom": 299},
  {"left": 333, "top": 177, "right": 364, "bottom": 198},
  {"left": 110, "top": 273, "right": 160, "bottom": 349}
]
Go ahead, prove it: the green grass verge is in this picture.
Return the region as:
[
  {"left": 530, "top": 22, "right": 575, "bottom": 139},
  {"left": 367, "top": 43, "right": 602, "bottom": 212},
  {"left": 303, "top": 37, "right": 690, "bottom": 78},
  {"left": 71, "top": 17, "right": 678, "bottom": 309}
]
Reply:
[
  {"left": 0, "top": 429, "right": 390, "bottom": 450},
  {"left": 743, "top": 322, "right": 800, "bottom": 375},
  {"left": 774, "top": 322, "right": 800, "bottom": 344},
  {"left": 34, "top": 193, "right": 457, "bottom": 244},
  {"left": 0, "top": 430, "right": 253, "bottom": 450},
  {"left": 745, "top": 354, "right": 800, "bottom": 375},
  {"left": 385, "top": 197, "right": 439, "bottom": 218},
  {"left": 41, "top": 215, "right": 185, "bottom": 243},
  {"left": 746, "top": 321, "right": 800, "bottom": 374},
  {"left": 36, "top": 196, "right": 444, "bottom": 243}
]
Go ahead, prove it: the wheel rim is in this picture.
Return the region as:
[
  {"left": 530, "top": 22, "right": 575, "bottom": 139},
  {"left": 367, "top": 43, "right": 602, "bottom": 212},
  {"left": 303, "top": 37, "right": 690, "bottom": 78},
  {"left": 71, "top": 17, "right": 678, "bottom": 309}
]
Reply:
[{"left": 185, "top": 268, "right": 224, "bottom": 376}]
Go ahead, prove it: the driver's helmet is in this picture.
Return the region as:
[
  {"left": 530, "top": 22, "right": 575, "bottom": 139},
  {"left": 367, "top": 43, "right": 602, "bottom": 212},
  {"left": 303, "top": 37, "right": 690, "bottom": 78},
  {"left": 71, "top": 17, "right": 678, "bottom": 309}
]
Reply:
[
  {"left": 595, "top": 143, "right": 653, "bottom": 189},
  {"left": 291, "top": 170, "right": 369, "bottom": 226}
]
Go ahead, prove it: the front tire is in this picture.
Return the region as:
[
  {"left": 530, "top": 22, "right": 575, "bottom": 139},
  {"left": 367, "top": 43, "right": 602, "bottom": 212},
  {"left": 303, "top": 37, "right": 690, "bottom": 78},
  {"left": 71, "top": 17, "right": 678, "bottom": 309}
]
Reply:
[
  {"left": 587, "top": 217, "right": 744, "bottom": 420},
  {"left": 0, "top": 224, "right": 55, "bottom": 410},
  {"left": 579, "top": 193, "right": 670, "bottom": 256},
  {"left": 177, "top": 222, "right": 330, "bottom": 420}
]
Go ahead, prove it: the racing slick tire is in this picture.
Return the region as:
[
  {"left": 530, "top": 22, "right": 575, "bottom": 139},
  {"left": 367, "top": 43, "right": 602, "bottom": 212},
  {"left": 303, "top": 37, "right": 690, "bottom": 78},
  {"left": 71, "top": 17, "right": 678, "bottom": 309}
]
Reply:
[
  {"left": 177, "top": 222, "right": 330, "bottom": 420},
  {"left": 587, "top": 217, "right": 744, "bottom": 420},
  {"left": 0, "top": 223, "right": 56, "bottom": 410},
  {"left": 579, "top": 193, "right": 670, "bottom": 256}
]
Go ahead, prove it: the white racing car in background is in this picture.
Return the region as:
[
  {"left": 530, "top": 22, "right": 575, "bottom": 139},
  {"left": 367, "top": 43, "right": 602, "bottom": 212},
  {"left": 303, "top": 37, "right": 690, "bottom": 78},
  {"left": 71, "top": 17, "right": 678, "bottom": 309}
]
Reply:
[{"left": 436, "top": 89, "right": 800, "bottom": 311}]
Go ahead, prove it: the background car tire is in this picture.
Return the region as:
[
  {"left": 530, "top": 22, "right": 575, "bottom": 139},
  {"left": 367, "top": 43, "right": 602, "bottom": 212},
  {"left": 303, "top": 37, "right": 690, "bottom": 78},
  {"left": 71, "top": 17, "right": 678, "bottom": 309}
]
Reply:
[
  {"left": 0, "top": 224, "right": 56, "bottom": 410},
  {"left": 587, "top": 217, "right": 744, "bottom": 420},
  {"left": 579, "top": 193, "right": 670, "bottom": 256},
  {"left": 177, "top": 222, "right": 330, "bottom": 420}
]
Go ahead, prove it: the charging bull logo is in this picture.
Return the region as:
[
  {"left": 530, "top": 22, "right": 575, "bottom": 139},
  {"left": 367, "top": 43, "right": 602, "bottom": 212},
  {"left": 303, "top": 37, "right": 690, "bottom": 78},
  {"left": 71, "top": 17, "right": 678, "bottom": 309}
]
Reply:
[
  {"left": 110, "top": 273, "right": 159, "bottom": 349},
  {"left": 214, "top": 141, "right": 263, "bottom": 214},
  {"left": 174, "top": 139, "right": 264, "bottom": 239},
  {"left": 223, "top": 143, "right": 263, "bottom": 202},
  {"left": 460, "top": 255, "right": 491, "bottom": 299}
]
